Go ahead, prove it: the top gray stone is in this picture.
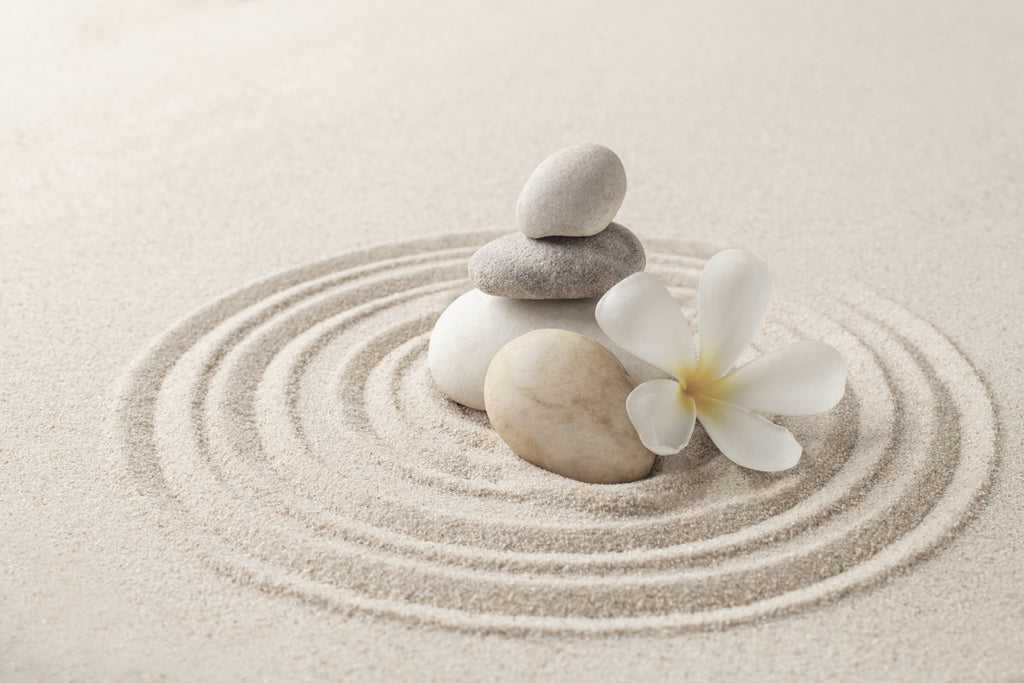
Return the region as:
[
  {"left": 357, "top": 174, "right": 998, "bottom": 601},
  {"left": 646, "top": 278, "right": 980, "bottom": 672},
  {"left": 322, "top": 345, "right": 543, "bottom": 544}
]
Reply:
[
  {"left": 468, "top": 223, "right": 646, "bottom": 299},
  {"left": 515, "top": 144, "right": 627, "bottom": 239}
]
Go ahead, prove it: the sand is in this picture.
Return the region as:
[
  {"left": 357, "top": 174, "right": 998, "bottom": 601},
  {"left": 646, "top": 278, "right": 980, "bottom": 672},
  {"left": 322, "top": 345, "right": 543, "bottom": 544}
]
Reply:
[{"left": 2, "top": 1, "right": 1023, "bottom": 680}]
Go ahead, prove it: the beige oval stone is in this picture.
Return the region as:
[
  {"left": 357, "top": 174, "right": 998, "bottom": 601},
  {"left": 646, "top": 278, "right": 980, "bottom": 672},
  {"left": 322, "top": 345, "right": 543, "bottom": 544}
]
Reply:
[{"left": 484, "top": 329, "right": 655, "bottom": 484}]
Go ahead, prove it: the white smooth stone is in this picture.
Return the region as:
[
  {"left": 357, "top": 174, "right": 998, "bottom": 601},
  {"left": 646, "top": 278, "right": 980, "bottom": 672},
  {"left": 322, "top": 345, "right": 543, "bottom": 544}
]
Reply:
[
  {"left": 484, "top": 329, "right": 656, "bottom": 484},
  {"left": 428, "top": 289, "right": 666, "bottom": 411},
  {"left": 515, "top": 144, "right": 627, "bottom": 238}
]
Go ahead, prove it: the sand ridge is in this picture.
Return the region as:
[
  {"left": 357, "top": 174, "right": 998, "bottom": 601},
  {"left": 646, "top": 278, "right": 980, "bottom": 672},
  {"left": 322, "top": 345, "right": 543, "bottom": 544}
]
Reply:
[{"left": 108, "top": 232, "right": 996, "bottom": 635}]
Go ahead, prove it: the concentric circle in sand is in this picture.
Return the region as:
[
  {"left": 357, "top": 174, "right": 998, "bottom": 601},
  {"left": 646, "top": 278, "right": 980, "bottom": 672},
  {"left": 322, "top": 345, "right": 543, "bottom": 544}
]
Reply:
[{"left": 110, "top": 233, "right": 996, "bottom": 634}]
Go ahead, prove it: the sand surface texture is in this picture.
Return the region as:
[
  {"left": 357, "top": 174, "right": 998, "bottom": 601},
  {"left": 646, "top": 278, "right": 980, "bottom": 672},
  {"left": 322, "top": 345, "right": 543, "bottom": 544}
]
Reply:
[{"left": 3, "top": 1, "right": 1022, "bottom": 680}]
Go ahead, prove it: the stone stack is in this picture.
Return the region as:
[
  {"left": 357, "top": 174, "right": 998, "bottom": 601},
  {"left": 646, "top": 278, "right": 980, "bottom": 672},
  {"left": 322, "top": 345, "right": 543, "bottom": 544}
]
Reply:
[{"left": 428, "top": 144, "right": 660, "bottom": 410}]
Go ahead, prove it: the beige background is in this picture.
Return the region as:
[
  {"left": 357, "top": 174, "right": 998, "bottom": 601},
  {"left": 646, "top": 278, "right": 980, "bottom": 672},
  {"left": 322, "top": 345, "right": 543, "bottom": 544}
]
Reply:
[{"left": 2, "top": 0, "right": 1022, "bottom": 679}]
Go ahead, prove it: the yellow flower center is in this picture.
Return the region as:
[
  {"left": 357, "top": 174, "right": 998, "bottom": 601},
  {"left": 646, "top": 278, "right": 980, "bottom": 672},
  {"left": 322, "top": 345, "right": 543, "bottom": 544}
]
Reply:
[{"left": 673, "top": 363, "right": 719, "bottom": 403}]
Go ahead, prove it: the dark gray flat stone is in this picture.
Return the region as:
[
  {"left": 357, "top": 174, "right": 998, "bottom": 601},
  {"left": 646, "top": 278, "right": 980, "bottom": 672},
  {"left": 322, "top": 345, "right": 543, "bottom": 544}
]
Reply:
[{"left": 467, "top": 223, "right": 646, "bottom": 299}]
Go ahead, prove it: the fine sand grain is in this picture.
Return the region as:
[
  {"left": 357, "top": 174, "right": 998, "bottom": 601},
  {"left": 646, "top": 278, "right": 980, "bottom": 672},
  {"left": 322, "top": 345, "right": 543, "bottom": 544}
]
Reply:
[{"left": 3, "top": 0, "right": 1023, "bottom": 679}]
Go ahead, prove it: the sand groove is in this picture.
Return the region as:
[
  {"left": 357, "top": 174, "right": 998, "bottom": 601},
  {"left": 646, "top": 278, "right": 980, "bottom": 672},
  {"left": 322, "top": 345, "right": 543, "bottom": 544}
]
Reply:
[{"left": 110, "top": 232, "right": 995, "bottom": 634}]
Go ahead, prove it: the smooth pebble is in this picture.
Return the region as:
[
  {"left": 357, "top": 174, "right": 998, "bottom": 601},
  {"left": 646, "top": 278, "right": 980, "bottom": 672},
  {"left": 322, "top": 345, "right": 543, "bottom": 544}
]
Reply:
[
  {"left": 484, "top": 329, "right": 656, "bottom": 484},
  {"left": 428, "top": 289, "right": 666, "bottom": 410},
  {"left": 467, "top": 223, "right": 645, "bottom": 299},
  {"left": 516, "top": 144, "right": 627, "bottom": 239}
]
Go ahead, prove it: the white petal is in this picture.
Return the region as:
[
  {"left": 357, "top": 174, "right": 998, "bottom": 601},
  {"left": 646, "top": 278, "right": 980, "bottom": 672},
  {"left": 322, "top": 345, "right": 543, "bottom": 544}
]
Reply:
[
  {"left": 626, "top": 379, "right": 696, "bottom": 456},
  {"left": 696, "top": 397, "right": 801, "bottom": 471},
  {"left": 711, "top": 341, "right": 847, "bottom": 415},
  {"left": 696, "top": 249, "right": 772, "bottom": 379},
  {"left": 596, "top": 272, "right": 696, "bottom": 376}
]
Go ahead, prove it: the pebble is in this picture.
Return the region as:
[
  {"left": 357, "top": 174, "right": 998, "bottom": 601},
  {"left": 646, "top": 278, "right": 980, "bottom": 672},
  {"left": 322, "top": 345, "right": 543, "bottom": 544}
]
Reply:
[
  {"left": 484, "top": 329, "right": 656, "bottom": 484},
  {"left": 516, "top": 144, "right": 628, "bottom": 238},
  {"left": 428, "top": 289, "right": 666, "bottom": 410},
  {"left": 467, "top": 223, "right": 645, "bottom": 299}
]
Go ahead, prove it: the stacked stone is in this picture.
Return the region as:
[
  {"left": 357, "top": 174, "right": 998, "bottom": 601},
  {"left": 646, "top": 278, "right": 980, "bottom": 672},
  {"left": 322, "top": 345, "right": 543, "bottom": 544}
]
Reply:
[
  {"left": 429, "top": 144, "right": 656, "bottom": 411},
  {"left": 469, "top": 144, "right": 645, "bottom": 300}
]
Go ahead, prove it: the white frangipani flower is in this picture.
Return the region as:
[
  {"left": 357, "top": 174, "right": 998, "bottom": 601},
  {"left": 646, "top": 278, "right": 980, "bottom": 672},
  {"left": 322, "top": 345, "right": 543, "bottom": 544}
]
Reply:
[{"left": 595, "top": 249, "right": 847, "bottom": 472}]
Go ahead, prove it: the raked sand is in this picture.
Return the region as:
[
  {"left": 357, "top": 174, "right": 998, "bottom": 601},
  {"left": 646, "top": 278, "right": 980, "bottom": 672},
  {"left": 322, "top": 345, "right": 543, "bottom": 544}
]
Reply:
[{"left": 2, "top": 1, "right": 1023, "bottom": 680}]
